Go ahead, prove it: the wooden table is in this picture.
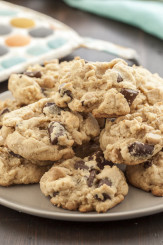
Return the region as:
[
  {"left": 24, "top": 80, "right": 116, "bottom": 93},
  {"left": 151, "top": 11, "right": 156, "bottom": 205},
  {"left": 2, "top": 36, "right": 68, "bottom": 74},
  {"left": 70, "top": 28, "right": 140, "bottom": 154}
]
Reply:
[{"left": 0, "top": 1, "right": 163, "bottom": 244}]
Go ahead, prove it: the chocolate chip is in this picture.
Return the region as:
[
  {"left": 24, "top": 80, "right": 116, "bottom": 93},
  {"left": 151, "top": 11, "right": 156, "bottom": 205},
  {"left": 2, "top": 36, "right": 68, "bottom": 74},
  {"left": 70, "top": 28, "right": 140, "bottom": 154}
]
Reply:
[
  {"left": 95, "top": 193, "right": 111, "bottom": 202},
  {"left": 81, "top": 101, "right": 85, "bottom": 106},
  {"left": 41, "top": 88, "right": 47, "bottom": 95},
  {"left": 43, "top": 102, "right": 62, "bottom": 116},
  {"left": 88, "top": 155, "right": 93, "bottom": 161},
  {"left": 64, "top": 90, "right": 73, "bottom": 99},
  {"left": 143, "top": 161, "right": 152, "bottom": 169},
  {"left": 53, "top": 191, "right": 59, "bottom": 197},
  {"left": 97, "top": 160, "right": 114, "bottom": 170},
  {"left": 98, "top": 178, "right": 112, "bottom": 187},
  {"left": 48, "top": 122, "right": 66, "bottom": 145},
  {"left": 120, "top": 88, "right": 139, "bottom": 105},
  {"left": 24, "top": 71, "right": 42, "bottom": 78},
  {"left": 128, "top": 142, "right": 154, "bottom": 157},
  {"left": 59, "top": 84, "right": 73, "bottom": 100},
  {"left": 74, "top": 160, "right": 89, "bottom": 170},
  {"left": 103, "top": 193, "right": 111, "bottom": 201},
  {"left": 0, "top": 108, "right": 10, "bottom": 116},
  {"left": 87, "top": 169, "right": 96, "bottom": 187},
  {"left": 117, "top": 73, "right": 123, "bottom": 83},
  {"left": 9, "top": 151, "right": 22, "bottom": 158}
]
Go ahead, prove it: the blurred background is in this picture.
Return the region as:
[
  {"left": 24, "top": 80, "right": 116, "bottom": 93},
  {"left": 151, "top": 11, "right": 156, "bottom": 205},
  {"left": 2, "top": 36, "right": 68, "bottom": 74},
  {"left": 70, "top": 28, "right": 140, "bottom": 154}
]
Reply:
[{"left": 2, "top": 0, "right": 163, "bottom": 74}]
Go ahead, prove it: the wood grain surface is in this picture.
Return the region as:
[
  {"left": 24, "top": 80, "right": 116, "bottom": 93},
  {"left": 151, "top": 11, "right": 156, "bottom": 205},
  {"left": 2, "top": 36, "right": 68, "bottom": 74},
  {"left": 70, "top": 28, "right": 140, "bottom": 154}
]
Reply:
[{"left": 0, "top": 1, "right": 163, "bottom": 244}]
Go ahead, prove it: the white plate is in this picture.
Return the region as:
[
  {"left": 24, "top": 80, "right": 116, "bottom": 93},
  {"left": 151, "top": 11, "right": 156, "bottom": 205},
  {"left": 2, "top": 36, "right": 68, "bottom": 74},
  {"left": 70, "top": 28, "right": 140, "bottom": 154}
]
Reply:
[{"left": 0, "top": 91, "right": 162, "bottom": 221}]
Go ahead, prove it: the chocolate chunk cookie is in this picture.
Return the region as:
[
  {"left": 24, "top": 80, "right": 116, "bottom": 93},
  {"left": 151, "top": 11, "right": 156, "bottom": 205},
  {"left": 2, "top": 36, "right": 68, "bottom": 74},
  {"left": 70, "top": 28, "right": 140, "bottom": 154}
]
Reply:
[
  {"left": 0, "top": 146, "right": 50, "bottom": 186},
  {"left": 0, "top": 99, "right": 22, "bottom": 127},
  {"left": 40, "top": 151, "right": 128, "bottom": 213},
  {"left": 2, "top": 98, "right": 100, "bottom": 161},
  {"left": 8, "top": 59, "right": 61, "bottom": 105},
  {"left": 53, "top": 57, "right": 143, "bottom": 117},
  {"left": 126, "top": 151, "right": 163, "bottom": 196},
  {"left": 100, "top": 103, "right": 163, "bottom": 165}
]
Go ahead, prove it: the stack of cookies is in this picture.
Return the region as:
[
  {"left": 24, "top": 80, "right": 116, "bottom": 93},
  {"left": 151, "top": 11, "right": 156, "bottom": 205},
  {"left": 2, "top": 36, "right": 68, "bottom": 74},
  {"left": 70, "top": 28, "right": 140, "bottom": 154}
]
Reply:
[{"left": 0, "top": 57, "right": 162, "bottom": 213}]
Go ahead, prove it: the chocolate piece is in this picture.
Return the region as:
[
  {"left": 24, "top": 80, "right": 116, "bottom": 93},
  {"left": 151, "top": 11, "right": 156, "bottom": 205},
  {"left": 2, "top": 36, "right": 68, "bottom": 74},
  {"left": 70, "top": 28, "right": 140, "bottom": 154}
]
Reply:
[
  {"left": 0, "top": 108, "right": 10, "bottom": 116},
  {"left": 53, "top": 191, "right": 59, "bottom": 197},
  {"left": 43, "top": 102, "right": 62, "bottom": 115},
  {"left": 59, "top": 84, "right": 73, "bottom": 100},
  {"left": 64, "top": 90, "right": 73, "bottom": 99},
  {"left": 98, "top": 178, "right": 112, "bottom": 187},
  {"left": 95, "top": 193, "right": 111, "bottom": 202},
  {"left": 97, "top": 159, "right": 114, "bottom": 170},
  {"left": 87, "top": 169, "right": 96, "bottom": 187},
  {"left": 143, "top": 161, "right": 152, "bottom": 169},
  {"left": 48, "top": 122, "right": 66, "bottom": 145},
  {"left": 24, "top": 71, "right": 42, "bottom": 78},
  {"left": 102, "top": 193, "right": 111, "bottom": 201},
  {"left": 9, "top": 151, "right": 22, "bottom": 159},
  {"left": 74, "top": 160, "right": 89, "bottom": 170},
  {"left": 128, "top": 142, "right": 154, "bottom": 157},
  {"left": 117, "top": 73, "right": 123, "bottom": 83},
  {"left": 120, "top": 88, "right": 138, "bottom": 105}
]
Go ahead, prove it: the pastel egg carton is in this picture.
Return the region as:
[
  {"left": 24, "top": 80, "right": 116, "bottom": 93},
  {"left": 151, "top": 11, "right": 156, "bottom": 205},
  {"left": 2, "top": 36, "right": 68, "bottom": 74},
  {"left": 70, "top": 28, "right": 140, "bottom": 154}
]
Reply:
[{"left": 0, "top": 1, "right": 81, "bottom": 81}]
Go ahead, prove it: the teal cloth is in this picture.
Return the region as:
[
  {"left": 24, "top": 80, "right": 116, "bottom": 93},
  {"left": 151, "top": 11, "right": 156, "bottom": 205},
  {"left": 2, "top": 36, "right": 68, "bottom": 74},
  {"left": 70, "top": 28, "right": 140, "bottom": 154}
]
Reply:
[{"left": 64, "top": 0, "right": 163, "bottom": 40}]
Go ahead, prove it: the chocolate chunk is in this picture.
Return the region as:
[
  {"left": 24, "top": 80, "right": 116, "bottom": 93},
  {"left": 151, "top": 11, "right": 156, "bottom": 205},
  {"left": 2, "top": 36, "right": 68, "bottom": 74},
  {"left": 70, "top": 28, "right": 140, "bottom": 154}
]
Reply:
[
  {"left": 128, "top": 142, "right": 154, "bottom": 157},
  {"left": 41, "top": 87, "right": 47, "bottom": 95},
  {"left": 48, "top": 122, "right": 66, "bottom": 145},
  {"left": 103, "top": 193, "right": 111, "bottom": 201},
  {"left": 64, "top": 90, "right": 73, "bottom": 99},
  {"left": 9, "top": 151, "right": 22, "bottom": 158},
  {"left": 74, "top": 160, "right": 89, "bottom": 170},
  {"left": 0, "top": 108, "right": 10, "bottom": 116},
  {"left": 95, "top": 193, "right": 111, "bottom": 202},
  {"left": 87, "top": 169, "right": 96, "bottom": 187},
  {"left": 97, "top": 159, "right": 114, "bottom": 170},
  {"left": 117, "top": 73, "right": 123, "bottom": 83},
  {"left": 81, "top": 101, "right": 85, "bottom": 106},
  {"left": 88, "top": 155, "right": 93, "bottom": 161},
  {"left": 24, "top": 71, "right": 42, "bottom": 78},
  {"left": 143, "top": 161, "right": 152, "bottom": 169},
  {"left": 53, "top": 191, "right": 59, "bottom": 197},
  {"left": 43, "top": 102, "right": 62, "bottom": 115},
  {"left": 98, "top": 178, "right": 112, "bottom": 187},
  {"left": 59, "top": 83, "right": 73, "bottom": 100},
  {"left": 94, "top": 151, "right": 104, "bottom": 162},
  {"left": 120, "top": 88, "right": 138, "bottom": 105}
]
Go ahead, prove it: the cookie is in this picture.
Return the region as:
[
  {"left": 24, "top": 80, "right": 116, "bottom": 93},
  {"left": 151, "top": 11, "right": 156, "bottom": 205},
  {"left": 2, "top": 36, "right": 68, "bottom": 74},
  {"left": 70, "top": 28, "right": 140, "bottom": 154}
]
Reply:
[
  {"left": 53, "top": 57, "right": 144, "bottom": 117},
  {"left": 40, "top": 151, "right": 128, "bottom": 213},
  {"left": 100, "top": 103, "right": 163, "bottom": 165},
  {"left": 0, "top": 146, "right": 50, "bottom": 186},
  {"left": 8, "top": 59, "right": 60, "bottom": 105},
  {"left": 126, "top": 151, "right": 163, "bottom": 196},
  {"left": 2, "top": 98, "right": 100, "bottom": 161},
  {"left": 134, "top": 65, "right": 163, "bottom": 105},
  {"left": 0, "top": 99, "right": 21, "bottom": 127}
]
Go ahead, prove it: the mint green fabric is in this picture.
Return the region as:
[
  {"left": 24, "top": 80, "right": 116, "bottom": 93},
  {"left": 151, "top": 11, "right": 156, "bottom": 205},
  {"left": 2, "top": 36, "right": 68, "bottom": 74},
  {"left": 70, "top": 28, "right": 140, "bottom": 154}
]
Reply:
[{"left": 64, "top": 0, "right": 163, "bottom": 40}]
